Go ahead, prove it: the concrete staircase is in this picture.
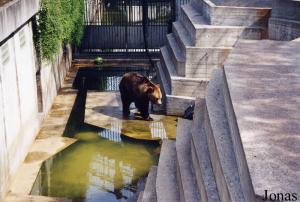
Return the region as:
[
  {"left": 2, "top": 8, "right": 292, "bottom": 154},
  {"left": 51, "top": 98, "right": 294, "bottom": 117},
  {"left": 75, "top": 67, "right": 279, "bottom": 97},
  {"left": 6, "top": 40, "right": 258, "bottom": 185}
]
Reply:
[
  {"left": 156, "top": 0, "right": 271, "bottom": 115},
  {"left": 139, "top": 68, "right": 256, "bottom": 202}
]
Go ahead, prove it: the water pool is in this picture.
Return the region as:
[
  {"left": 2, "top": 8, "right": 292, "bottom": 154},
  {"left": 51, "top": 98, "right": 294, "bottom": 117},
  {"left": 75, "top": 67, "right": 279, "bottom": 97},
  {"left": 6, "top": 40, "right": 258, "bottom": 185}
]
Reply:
[{"left": 30, "top": 66, "right": 177, "bottom": 201}]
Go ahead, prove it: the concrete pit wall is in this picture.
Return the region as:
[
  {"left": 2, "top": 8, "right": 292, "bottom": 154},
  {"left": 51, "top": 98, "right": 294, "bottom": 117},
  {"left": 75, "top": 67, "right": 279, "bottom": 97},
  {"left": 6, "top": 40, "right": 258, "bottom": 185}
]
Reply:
[
  {"left": 0, "top": 21, "right": 72, "bottom": 201},
  {"left": 269, "top": 0, "right": 300, "bottom": 40}
]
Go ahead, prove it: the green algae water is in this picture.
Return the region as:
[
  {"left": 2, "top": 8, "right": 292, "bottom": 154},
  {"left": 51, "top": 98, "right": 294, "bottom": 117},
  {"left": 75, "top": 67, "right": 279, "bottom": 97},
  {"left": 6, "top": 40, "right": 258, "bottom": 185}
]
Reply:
[
  {"left": 31, "top": 124, "right": 160, "bottom": 201},
  {"left": 31, "top": 67, "right": 176, "bottom": 201}
]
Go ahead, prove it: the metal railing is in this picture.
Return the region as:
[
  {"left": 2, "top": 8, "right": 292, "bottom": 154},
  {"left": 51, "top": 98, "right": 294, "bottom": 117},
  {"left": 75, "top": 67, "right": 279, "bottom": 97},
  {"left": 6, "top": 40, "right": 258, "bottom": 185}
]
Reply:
[{"left": 75, "top": 0, "right": 190, "bottom": 58}]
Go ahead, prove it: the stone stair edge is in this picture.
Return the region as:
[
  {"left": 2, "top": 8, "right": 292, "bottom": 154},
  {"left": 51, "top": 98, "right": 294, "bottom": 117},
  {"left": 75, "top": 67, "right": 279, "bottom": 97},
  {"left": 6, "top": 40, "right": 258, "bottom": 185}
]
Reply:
[
  {"left": 160, "top": 46, "right": 177, "bottom": 77},
  {"left": 172, "top": 21, "right": 235, "bottom": 49},
  {"left": 191, "top": 98, "right": 221, "bottom": 202},
  {"left": 156, "top": 140, "right": 180, "bottom": 202},
  {"left": 160, "top": 46, "right": 211, "bottom": 82},
  {"left": 222, "top": 67, "right": 257, "bottom": 201},
  {"left": 142, "top": 166, "right": 158, "bottom": 202},
  {"left": 182, "top": 3, "right": 269, "bottom": 29},
  {"left": 166, "top": 33, "right": 185, "bottom": 62},
  {"left": 176, "top": 118, "right": 202, "bottom": 202},
  {"left": 196, "top": 0, "right": 271, "bottom": 9},
  {"left": 205, "top": 69, "right": 249, "bottom": 201}
]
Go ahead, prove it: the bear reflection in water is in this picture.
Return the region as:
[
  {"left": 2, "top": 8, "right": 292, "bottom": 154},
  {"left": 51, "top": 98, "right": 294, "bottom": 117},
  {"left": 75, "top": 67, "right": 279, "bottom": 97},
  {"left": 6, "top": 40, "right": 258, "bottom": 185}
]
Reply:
[{"left": 119, "top": 72, "right": 162, "bottom": 121}]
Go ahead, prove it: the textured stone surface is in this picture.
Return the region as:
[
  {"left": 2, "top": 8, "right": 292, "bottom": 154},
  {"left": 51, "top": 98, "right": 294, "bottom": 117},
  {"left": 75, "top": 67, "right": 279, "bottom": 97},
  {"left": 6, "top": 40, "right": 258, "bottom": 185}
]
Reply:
[
  {"left": 166, "top": 95, "right": 195, "bottom": 116},
  {"left": 224, "top": 39, "right": 300, "bottom": 197},
  {"left": 180, "top": 4, "right": 265, "bottom": 47},
  {"left": 211, "top": 0, "right": 272, "bottom": 7},
  {"left": 271, "top": 0, "right": 300, "bottom": 21},
  {"left": 160, "top": 46, "right": 208, "bottom": 97},
  {"left": 156, "top": 140, "right": 180, "bottom": 202},
  {"left": 191, "top": 99, "right": 220, "bottom": 202},
  {"left": 269, "top": 0, "right": 300, "bottom": 40},
  {"left": 269, "top": 18, "right": 300, "bottom": 41},
  {"left": 205, "top": 69, "right": 247, "bottom": 202},
  {"left": 0, "top": 0, "right": 40, "bottom": 42},
  {"left": 142, "top": 166, "right": 157, "bottom": 202},
  {"left": 176, "top": 118, "right": 201, "bottom": 202}
]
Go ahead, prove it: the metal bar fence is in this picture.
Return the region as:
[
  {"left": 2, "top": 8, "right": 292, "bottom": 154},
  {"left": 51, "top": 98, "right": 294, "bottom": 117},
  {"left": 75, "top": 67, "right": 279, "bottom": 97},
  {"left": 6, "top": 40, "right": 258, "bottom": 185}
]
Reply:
[{"left": 75, "top": 0, "right": 190, "bottom": 58}]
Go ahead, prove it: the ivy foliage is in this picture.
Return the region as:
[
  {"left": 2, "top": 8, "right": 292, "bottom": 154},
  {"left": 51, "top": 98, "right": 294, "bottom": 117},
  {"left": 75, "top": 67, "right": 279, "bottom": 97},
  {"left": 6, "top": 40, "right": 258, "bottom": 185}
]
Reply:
[{"left": 34, "top": 0, "right": 85, "bottom": 61}]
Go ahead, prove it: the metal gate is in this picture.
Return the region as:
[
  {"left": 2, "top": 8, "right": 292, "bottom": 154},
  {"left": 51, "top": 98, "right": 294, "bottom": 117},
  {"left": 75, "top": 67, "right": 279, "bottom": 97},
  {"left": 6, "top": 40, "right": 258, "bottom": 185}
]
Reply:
[{"left": 76, "top": 0, "right": 178, "bottom": 58}]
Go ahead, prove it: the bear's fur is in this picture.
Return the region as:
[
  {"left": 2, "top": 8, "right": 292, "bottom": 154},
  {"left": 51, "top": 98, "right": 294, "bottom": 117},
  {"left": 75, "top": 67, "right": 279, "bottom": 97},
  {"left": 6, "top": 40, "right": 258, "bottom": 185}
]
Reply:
[{"left": 119, "top": 72, "right": 162, "bottom": 120}]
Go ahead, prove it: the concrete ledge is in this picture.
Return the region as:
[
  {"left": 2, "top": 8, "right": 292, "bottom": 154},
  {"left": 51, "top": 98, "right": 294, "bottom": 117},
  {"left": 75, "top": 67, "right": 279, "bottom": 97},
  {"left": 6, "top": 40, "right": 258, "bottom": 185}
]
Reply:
[
  {"left": 269, "top": 17, "right": 300, "bottom": 41},
  {"left": 271, "top": 0, "right": 300, "bottom": 21},
  {"left": 224, "top": 39, "right": 300, "bottom": 197},
  {"left": 166, "top": 95, "right": 195, "bottom": 116},
  {"left": 222, "top": 69, "right": 256, "bottom": 202},
  {"left": 0, "top": 0, "right": 40, "bottom": 43},
  {"left": 190, "top": 0, "right": 271, "bottom": 27}
]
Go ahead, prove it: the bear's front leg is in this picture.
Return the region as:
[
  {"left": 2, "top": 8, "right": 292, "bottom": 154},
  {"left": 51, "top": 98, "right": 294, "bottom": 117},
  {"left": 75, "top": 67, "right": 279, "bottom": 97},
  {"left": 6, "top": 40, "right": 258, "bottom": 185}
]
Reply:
[{"left": 139, "top": 101, "right": 153, "bottom": 121}]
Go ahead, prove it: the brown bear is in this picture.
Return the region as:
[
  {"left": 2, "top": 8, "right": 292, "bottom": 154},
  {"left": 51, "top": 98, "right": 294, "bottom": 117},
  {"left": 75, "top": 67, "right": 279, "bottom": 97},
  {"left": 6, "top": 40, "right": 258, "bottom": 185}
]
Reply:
[{"left": 119, "top": 72, "right": 162, "bottom": 120}]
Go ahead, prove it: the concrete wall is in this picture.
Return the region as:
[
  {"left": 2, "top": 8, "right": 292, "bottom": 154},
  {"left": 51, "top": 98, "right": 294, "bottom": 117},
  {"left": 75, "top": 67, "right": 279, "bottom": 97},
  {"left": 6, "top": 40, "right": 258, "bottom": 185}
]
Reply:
[
  {"left": 0, "top": 21, "right": 72, "bottom": 201},
  {"left": 0, "top": 0, "right": 40, "bottom": 43},
  {"left": 269, "top": 0, "right": 300, "bottom": 40}
]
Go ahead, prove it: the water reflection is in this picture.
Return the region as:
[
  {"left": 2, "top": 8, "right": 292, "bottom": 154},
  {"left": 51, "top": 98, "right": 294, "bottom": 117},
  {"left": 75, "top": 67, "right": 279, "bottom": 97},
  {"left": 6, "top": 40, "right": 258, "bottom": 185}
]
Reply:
[
  {"left": 31, "top": 125, "right": 160, "bottom": 201},
  {"left": 96, "top": 117, "right": 176, "bottom": 142},
  {"left": 98, "top": 120, "right": 122, "bottom": 142}
]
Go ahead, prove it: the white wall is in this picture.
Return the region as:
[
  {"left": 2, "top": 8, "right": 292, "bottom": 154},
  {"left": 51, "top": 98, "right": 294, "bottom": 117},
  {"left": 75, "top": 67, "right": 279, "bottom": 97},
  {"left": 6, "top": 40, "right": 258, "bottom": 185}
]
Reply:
[
  {"left": 0, "top": 21, "right": 72, "bottom": 201},
  {"left": 0, "top": 22, "right": 40, "bottom": 201}
]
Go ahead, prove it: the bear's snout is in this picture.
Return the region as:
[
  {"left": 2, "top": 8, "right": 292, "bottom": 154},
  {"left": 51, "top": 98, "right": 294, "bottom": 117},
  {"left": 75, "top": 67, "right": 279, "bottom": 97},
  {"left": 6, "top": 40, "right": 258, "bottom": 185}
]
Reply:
[{"left": 156, "top": 99, "right": 162, "bottom": 105}]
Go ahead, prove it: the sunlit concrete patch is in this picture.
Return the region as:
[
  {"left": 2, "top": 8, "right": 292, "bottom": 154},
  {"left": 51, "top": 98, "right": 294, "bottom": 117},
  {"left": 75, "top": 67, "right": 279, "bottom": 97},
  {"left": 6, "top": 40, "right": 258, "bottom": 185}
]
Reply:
[
  {"left": 224, "top": 39, "right": 300, "bottom": 197},
  {"left": 8, "top": 137, "right": 77, "bottom": 195},
  {"left": 5, "top": 193, "right": 71, "bottom": 202},
  {"left": 85, "top": 91, "right": 178, "bottom": 140},
  {"left": 37, "top": 94, "right": 77, "bottom": 139}
]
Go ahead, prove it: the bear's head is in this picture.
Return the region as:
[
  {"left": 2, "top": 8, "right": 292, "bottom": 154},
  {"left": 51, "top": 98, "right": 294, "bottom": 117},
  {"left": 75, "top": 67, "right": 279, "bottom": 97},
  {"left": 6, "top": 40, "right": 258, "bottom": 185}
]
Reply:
[{"left": 147, "top": 84, "right": 162, "bottom": 105}]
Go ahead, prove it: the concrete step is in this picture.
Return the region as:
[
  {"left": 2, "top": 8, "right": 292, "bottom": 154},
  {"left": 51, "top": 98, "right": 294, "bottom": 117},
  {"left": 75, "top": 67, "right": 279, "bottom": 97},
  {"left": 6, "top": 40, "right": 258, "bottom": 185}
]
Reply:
[
  {"left": 160, "top": 46, "right": 208, "bottom": 97},
  {"left": 156, "top": 58, "right": 197, "bottom": 116},
  {"left": 211, "top": 0, "right": 272, "bottom": 7},
  {"left": 142, "top": 166, "right": 157, "bottom": 202},
  {"left": 137, "top": 191, "right": 144, "bottom": 202},
  {"left": 172, "top": 21, "right": 193, "bottom": 54},
  {"left": 191, "top": 98, "right": 220, "bottom": 202},
  {"left": 160, "top": 46, "right": 177, "bottom": 79},
  {"left": 171, "top": 78, "right": 208, "bottom": 99},
  {"left": 191, "top": 0, "right": 271, "bottom": 27},
  {"left": 172, "top": 21, "right": 232, "bottom": 79},
  {"left": 180, "top": 4, "right": 265, "bottom": 47},
  {"left": 166, "top": 33, "right": 185, "bottom": 76},
  {"left": 176, "top": 118, "right": 201, "bottom": 202},
  {"left": 156, "top": 140, "right": 180, "bottom": 202},
  {"left": 166, "top": 94, "right": 195, "bottom": 116},
  {"left": 204, "top": 69, "right": 246, "bottom": 201}
]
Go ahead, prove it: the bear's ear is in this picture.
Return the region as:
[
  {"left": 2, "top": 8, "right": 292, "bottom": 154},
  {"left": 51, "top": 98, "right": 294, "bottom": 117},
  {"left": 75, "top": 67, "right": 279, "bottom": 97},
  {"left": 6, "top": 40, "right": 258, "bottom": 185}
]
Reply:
[{"left": 146, "top": 86, "right": 154, "bottom": 93}]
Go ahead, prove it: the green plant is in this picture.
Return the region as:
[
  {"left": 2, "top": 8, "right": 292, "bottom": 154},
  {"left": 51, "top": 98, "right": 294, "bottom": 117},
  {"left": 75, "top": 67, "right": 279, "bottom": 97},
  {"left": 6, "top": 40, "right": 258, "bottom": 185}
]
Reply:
[{"left": 34, "top": 0, "right": 85, "bottom": 61}]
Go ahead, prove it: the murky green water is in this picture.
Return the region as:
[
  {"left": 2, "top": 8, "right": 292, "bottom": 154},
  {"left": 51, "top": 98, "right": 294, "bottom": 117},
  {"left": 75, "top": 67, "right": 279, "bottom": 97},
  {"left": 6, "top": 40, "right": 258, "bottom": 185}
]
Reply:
[
  {"left": 31, "top": 67, "right": 176, "bottom": 201},
  {"left": 31, "top": 123, "right": 160, "bottom": 201}
]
